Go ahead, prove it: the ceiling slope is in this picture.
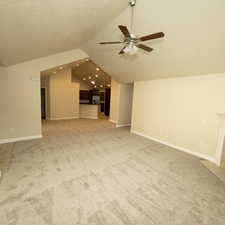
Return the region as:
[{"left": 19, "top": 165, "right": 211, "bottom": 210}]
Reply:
[
  {"left": 0, "top": 0, "right": 127, "bottom": 65},
  {"left": 82, "top": 0, "right": 225, "bottom": 82}
]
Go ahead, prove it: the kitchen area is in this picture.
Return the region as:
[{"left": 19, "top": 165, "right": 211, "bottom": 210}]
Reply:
[
  {"left": 72, "top": 59, "right": 111, "bottom": 120},
  {"left": 79, "top": 88, "right": 111, "bottom": 120}
]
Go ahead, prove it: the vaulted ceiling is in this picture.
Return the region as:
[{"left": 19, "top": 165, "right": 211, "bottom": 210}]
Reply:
[
  {"left": 82, "top": 0, "right": 225, "bottom": 82},
  {"left": 1, "top": 0, "right": 225, "bottom": 83},
  {"left": 0, "top": 0, "right": 127, "bottom": 65},
  {"left": 72, "top": 60, "right": 111, "bottom": 89}
]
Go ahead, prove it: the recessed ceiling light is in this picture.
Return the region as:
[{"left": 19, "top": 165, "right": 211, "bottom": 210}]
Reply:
[
  {"left": 95, "top": 74, "right": 98, "bottom": 78},
  {"left": 53, "top": 71, "right": 57, "bottom": 74},
  {"left": 83, "top": 78, "right": 86, "bottom": 81},
  {"left": 88, "top": 76, "right": 92, "bottom": 79},
  {"left": 91, "top": 81, "right": 96, "bottom": 85},
  {"left": 107, "top": 84, "right": 111, "bottom": 87},
  {"left": 86, "top": 59, "right": 89, "bottom": 62},
  {"left": 59, "top": 66, "right": 63, "bottom": 70},
  {"left": 100, "top": 85, "right": 103, "bottom": 88},
  {"left": 94, "top": 85, "right": 97, "bottom": 88},
  {"left": 96, "top": 68, "right": 100, "bottom": 71}
]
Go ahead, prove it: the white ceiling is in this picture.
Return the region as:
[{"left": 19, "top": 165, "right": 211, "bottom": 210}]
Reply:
[
  {"left": 0, "top": 0, "right": 127, "bottom": 65},
  {"left": 82, "top": 0, "right": 225, "bottom": 82},
  {"left": 2, "top": 0, "right": 225, "bottom": 82},
  {"left": 41, "top": 58, "right": 111, "bottom": 89}
]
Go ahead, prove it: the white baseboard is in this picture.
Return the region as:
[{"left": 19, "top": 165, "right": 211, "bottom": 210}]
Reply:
[
  {"left": 131, "top": 130, "right": 216, "bottom": 164},
  {"left": 215, "top": 128, "right": 225, "bottom": 166},
  {"left": 80, "top": 116, "right": 98, "bottom": 120},
  {"left": 109, "top": 119, "right": 117, "bottom": 124},
  {"left": 0, "top": 135, "right": 42, "bottom": 144},
  {"left": 50, "top": 116, "right": 79, "bottom": 121},
  {"left": 116, "top": 124, "right": 131, "bottom": 128}
]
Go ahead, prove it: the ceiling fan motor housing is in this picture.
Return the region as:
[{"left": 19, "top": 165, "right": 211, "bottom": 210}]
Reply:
[{"left": 129, "top": 0, "right": 136, "bottom": 7}]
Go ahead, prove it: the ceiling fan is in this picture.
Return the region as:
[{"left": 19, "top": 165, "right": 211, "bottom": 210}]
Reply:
[{"left": 99, "top": 0, "right": 165, "bottom": 55}]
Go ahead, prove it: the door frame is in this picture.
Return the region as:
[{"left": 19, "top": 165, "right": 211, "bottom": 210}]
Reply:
[{"left": 215, "top": 128, "right": 225, "bottom": 166}]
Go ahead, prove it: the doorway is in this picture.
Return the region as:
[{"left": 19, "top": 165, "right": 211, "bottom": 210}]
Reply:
[
  {"left": 41, "top": 88, "right": 46, "bottom": 120},
  {"left": 105, "top": 88, "right": 111, "bottom": 116}
]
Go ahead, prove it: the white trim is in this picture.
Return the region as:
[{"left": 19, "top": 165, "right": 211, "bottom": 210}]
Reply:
[
  {"left": 80, "top": 116, "right": 98, "bottom": 120},
  {"left": 131, "top": 130, "right": 216, "bottom": 164},
  {"left": 215, "top": 128, "right": 225, "bottom": 166},
  {"left": 116, "top": 124, "right": 131, "bottom": 128},
  {"left": 50, "top": 116, "right": 79, "bottom": 121},
  {"left": 0, "top": 135, "right": 42, "bottom": 144},
  {"left": 109, "top": 119, "right": 117, "bottom": 124}
]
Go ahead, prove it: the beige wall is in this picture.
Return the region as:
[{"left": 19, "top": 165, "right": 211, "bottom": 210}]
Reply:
[
  {"left": 109, "top": 79, "right": 120, "bottom": 123},
  {"left": 0, "top": 68, "right": 41, "bottom": 140},
  {"left": 72, "top": 76, "right": 91, "bottom": 90},
  {"left": 117, "top": 84, "right": 133, "bottom": 126},
  {"left": 131, "top": 74, "right": 225, "bottom": 162},
  {"left": 49, "top": 68, "right": 80, "bottom": 120},
  {"left": 0, "top": 49, "right": 88, "bottom": 142},
  {"left": 110, "top": 80, "right": 133, "bottom": 126}
]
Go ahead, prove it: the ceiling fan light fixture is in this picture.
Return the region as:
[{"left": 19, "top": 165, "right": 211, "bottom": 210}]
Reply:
[
  {"left": 124, "top": 42, "right": 138, "bottom": 55},
  {"left": 99, "top": 0, "right": 165, "bottom": 55}
]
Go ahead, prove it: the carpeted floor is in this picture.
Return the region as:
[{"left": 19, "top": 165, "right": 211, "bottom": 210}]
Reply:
[
  {"left": 200, "top": 139, "right": 225, "bottom": 185},
  {"left": 0, "top": 119, "right": 225, "bottom": 225},
  {"left": 221, "top": 139, "right": 225, "bottom": 169}
]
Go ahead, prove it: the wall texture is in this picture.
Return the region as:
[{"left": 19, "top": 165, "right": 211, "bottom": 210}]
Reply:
[
  {"left": 131, "top": 74, "right": 225, "bottom": 163},
  {"left": 0, "top": 49, "right": 88, "bottom": 143},
  {"left": 109, "top": 79, "right": 120, "bottom": 123},
  {"left": 0, "top": 67, "right": 41, "bottom": 140},
  {"left": 110, "top": 80, "right": 133, "bottom": 126},
  {"left": 117, "top": 84, "right": 133, "bottom": 126},
  {"left": 49, "top": 68, "right": 80, "bottom": 120}
]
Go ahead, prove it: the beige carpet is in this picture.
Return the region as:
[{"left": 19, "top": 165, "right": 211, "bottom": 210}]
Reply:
[
  {"left": 201, "top": 140, "right": 225, "bottom": 185},
  {"left": 201, "top": 160, "right": 225, "bottom": 185},
  {"left": 221, "top": 139, "right": 225, "bottom": 169},
  {"left": 0, "top": 119, "right": 225, "bottom": 225}
]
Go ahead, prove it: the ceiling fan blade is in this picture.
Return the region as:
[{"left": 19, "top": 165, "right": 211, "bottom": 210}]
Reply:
[
  {"left": 100, "top": 41, "right": 123, "bottom": 44},
  {"left": 119, "top": 46, "right": 127, "bottom": 55},
  {"left": 118, "top": 25, "right": 131, "bottom": 38},
  {"left": 137, "top": 44, "right": 153, "bottom": 52},
  {"left": 139, "top": 32, "right": 165, "bottom": 42}
]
